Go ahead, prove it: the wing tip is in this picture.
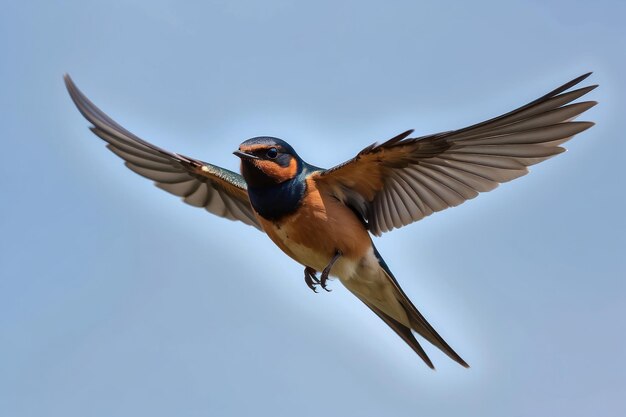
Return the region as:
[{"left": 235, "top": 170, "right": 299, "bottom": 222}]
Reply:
[
  {"left": 569, "top": 121, "right": 596, "bottom": 134},
  {"left": 576, "top": 100, "right": 598, "bottom": 112},
  {"left": 569, "top": 72, "right": 593, "bottom": 87},
  {"left": 544, "top": 72, "right": 596, "bottom": 101},
  {"left": 63, "top": 73, "right": 79, "bottom": 99},
  {"left": 63, "top": 73, "right": 101, "bottom": 127}
]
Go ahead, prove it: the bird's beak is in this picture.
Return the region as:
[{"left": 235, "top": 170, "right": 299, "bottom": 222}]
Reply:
[{"left": 233, "top": 150, "right": 260, "bottom": 161}]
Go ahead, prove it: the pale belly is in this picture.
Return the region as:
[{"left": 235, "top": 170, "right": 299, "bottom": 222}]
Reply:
[
  {"left": 270, "top": 224, "right": 354, "bottom": 277},
  {"left": 272, "top": 225, "right": 330, "bottom": 270}
]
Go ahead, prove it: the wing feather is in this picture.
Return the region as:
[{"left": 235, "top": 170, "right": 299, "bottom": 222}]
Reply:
[
  {"left": 316, "top": 74, "right": 597, "bottom": 234},
  {"left": 65, "top": 75, "right": 262, "bottom": 230}
]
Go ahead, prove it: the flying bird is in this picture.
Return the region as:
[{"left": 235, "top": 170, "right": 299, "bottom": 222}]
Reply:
[{"left": 65, "top": 73, "right": 596, "bottom": 369}]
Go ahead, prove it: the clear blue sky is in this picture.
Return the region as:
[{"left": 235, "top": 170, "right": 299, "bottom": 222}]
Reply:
[{"left": 1, "top": 1, "right": 624, "bottom": 416}]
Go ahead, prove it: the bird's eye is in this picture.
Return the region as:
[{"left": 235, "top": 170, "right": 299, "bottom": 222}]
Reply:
[{"left": 266, "top": 147, "right": 278, "bottom": 159}]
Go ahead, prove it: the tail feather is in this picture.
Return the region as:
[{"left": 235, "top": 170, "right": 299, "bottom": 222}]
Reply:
[
  {"left": 365, "top": 246, "right": 469, "bottom": 368},
  {"left": 357, "top": 296, "right": 435, "bottom": 369}
]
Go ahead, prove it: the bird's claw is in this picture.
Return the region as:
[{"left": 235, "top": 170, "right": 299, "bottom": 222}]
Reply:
[
  {"left": 304, "top": 267, "right": 319, "bottom": 293},
  {"left": 319, "top": 250, "right": 341, "bottom": 292},
  {"left": 304, "top": 251, "right": 341, "bottom": 293},
  {"left": 319, "top": 269, "right": 332, "bottom": 292}
]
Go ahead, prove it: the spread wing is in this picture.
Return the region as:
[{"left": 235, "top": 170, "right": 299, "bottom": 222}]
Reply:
[
  {"left": 65, "top": 75, "right": 262, "bottom": 230},
  {"left": 316, "top": 73, "right": 597, "bottom": 235}
]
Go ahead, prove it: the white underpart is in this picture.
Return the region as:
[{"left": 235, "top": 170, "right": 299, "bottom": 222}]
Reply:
[
  {"left": 272, "top": 227, "right": 374, "bottom": 279},
  {"left": 272, "top": 227, "right": 409, "bottom": 325}
]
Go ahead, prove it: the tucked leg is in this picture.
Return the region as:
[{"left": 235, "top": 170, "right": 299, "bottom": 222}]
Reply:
[
  {"left": 319, "top": 250, "right": 342, "bottom": 292},
  {"left": 304, "top": 266, "right": 320, "bottom": 293}
]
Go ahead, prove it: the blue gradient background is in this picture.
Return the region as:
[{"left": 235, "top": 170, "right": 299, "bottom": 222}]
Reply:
[{"left": 2, "top": 1, "right": 624, "bottom": 416}]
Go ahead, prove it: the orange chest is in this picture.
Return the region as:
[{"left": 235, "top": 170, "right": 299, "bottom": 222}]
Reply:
[{"left": 255, "top": 179, "right": 371, "bottom": 269}]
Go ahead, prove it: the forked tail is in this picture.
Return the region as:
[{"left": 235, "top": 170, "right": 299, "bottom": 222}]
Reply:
[{"left": 345, "top": 245, "right": 468, "bottom": 369}]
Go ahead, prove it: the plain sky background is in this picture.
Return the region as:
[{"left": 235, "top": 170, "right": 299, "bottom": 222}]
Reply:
[{"left": 1, "top": 1, "right": 625, "bottom": 416}]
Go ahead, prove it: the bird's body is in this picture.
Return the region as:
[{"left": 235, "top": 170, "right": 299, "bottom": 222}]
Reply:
[
  {"left": 65, "top": 73, "right": 597, "bottom": 369},
  {"left": 235, "top": 137, "right": 469, "bottom": 367}
]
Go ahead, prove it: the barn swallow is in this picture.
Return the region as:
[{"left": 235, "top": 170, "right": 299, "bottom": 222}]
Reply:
[{"left": 65, "top": 73, "right": 596, "bottom": 369}]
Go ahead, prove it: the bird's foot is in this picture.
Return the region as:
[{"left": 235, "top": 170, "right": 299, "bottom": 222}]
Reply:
[
  {"left": 319, "top": 251, "right": 342, "bottom": 292},
  {"left": 304, "top": 266, "right": 320, "bottom": 293}
]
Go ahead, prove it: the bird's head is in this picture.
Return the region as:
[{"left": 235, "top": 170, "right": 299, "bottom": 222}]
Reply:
[{"left": 234, "top": 137, "right": 302, "bottom": 187}]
